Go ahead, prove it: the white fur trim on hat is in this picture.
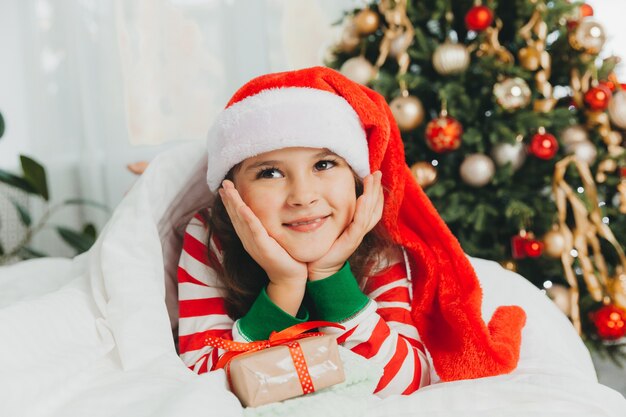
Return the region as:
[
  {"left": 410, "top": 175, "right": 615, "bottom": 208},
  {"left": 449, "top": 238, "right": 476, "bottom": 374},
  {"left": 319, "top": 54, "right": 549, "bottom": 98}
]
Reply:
[{"left": 206, "top": 87, "right": 369, "bottom": 191}]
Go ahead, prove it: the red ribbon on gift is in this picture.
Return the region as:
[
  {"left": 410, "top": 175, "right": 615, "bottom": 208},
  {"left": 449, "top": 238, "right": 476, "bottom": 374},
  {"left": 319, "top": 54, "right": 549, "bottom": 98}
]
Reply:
[{"left": 205, "top": 321, "right": 344, "bottom": 395}]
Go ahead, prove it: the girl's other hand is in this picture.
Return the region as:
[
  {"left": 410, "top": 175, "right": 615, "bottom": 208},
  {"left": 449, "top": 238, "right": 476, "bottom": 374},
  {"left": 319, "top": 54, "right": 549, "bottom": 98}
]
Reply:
[
  {"left": 219, "top": 180, "right": 308, "bottom": 303},
  {"left": 307, "top": 171, "right": 384, "bottom": 281}
]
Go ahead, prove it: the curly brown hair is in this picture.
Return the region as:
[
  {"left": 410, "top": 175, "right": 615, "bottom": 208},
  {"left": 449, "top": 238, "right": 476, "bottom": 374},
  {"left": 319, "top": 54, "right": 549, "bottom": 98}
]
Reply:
[{"left": 204, "top": 164, "right": 397, "bottom": 320}]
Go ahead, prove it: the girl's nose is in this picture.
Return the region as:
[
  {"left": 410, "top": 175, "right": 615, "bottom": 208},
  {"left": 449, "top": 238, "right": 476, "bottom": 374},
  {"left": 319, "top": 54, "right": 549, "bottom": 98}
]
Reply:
[{"left": 286, "top": 174, "right": 319, "bottom": 207}]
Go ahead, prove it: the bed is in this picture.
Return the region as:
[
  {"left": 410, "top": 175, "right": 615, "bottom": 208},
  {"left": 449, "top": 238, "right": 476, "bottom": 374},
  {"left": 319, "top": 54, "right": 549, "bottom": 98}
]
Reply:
[{"left": 1, "top": 141, "right": 624, "bottom": 417}]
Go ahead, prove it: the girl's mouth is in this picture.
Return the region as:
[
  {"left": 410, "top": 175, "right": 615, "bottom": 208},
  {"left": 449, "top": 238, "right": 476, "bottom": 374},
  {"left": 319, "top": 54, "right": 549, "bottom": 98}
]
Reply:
[{"left": 283, "top": 215, "right": 330, "bottom": 232}]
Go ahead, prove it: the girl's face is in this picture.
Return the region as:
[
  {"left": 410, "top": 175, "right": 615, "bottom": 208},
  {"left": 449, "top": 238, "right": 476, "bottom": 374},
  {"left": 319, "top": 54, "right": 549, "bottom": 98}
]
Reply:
[{"left": 232, "top": 147, "right": 357, "bottom": 263}]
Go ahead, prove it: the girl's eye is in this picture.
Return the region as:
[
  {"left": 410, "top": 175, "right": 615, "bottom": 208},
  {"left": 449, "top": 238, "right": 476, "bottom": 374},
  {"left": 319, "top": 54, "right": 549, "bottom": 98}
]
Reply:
[
  {"left": 314, "top": 160, "right": 337, "bottom": 171},
  {"left": 256, "top": 167, "right": 283, "bottom": 179}
]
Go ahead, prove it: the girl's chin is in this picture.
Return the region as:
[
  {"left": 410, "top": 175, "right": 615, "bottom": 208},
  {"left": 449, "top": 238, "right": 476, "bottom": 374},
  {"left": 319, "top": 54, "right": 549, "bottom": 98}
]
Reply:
[{"left": 286, "top": 247, "right": 331, "bottom": 264}]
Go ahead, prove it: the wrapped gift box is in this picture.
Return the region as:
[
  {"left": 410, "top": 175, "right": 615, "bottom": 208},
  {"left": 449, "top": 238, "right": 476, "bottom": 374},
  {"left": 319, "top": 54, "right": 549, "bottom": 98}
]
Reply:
[{"left": 227, "top": 334, "right": 345, "bottom": 407}]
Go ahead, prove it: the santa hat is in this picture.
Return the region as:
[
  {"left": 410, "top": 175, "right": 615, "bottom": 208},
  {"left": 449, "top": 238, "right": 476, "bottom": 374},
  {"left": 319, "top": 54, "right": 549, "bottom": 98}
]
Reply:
[{"left": 206, "top": 66, "right": 526, "bottom": 382}]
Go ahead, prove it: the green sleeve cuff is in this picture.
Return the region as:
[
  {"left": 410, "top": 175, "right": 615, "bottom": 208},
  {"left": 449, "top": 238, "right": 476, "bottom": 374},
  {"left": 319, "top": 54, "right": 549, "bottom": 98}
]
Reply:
[
  {"left": 237, "top": 287, "right": 309, "bottom": 341},
  {"left": 306, "top": 262, "right": 370, "bottom": 323}
]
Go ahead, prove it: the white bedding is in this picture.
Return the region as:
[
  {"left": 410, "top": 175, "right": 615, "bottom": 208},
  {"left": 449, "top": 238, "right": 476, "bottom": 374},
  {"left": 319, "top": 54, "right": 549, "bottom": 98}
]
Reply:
[{"left": 1, "top": 141, "right": 624, "bottom": 417}]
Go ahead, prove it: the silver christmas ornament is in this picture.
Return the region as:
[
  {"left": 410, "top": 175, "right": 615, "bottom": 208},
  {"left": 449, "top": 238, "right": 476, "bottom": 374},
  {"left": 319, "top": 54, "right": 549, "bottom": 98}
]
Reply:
[
  {"left": 340, "top": 56, "right": 375, "bottom": 85},
  {"left": 493, "top": 77, "right": 531, "bottom": 111},
  {"left": 432, "top": 41, "right": 470, "bottom": 75},
  {"left": 490, "top": 142, "right": 527, "bottom": 171},
  {"left": 565, "top": 140, "right": 597, "bottom": 165},
  {"left": 459, "top": 154, "right": 495, "bottom": 187},
  {"left": 608, "top": 90, "right": 626, "bottom": 129},
  {"left": 561, "top": 125, "right": 589, "bottom": 147},
  {"left": 569, "top": 18, "right": 606, "bottom": 54}
]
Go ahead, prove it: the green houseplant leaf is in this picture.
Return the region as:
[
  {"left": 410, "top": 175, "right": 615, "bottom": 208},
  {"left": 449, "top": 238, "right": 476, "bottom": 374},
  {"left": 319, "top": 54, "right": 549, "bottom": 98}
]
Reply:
[
  {"left": 10, "top": 199, "right": 31, "bottom": 226},
  {"left": 0, "top": 169, "right": 39, "bottom": 195},
  {"left": 56, "top": 226, "right": 96, "bottom": 254},
  {"left": 20, "top": 155, "right": 49, "bottom": 201},
  {"left": 0, "top": 112, "right": 5, "bottom": 139}
]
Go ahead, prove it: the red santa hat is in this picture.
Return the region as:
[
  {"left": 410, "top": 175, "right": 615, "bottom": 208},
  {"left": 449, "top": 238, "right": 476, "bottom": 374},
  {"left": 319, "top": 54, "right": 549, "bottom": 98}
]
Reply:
[{"left": 206, "top": 66, "right": 526, "bottom": 382}]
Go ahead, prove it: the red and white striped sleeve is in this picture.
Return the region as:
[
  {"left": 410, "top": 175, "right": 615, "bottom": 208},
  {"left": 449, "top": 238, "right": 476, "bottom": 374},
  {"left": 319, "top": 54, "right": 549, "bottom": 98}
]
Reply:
[
  {"left": 321, "top": 249, "right": 432, "bottom": 397},
  {"left": 177, "top": 211, "right": 233, "bottom": 374}
]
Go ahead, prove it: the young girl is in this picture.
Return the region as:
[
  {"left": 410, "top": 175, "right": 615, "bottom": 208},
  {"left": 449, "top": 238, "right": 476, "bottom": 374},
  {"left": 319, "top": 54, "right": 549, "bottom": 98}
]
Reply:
[{"left": 177, "top": 66, "right": 526, "bottom": 397}]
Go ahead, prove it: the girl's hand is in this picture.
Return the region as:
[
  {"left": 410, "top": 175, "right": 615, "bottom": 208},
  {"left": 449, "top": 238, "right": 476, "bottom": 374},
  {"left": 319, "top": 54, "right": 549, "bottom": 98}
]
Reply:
[
  {"left": 307, "top": 171, "right": 384, "bottom": 281},
  {"left": 219, "top": 180, "right": 308, "bottom": 287}
]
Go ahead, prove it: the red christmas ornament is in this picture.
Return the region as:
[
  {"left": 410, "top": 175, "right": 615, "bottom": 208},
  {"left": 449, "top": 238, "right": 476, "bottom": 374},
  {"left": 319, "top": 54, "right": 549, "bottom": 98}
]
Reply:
[
  {"left": 425, "top": 115, "right": 463, "bottom": 153},
  {"left": 529, "top": 130, "right": 559, "bottom": 160},
  {"left": 511, "top": 231, "right": 543, "bottom": 259},
  {"left": 524, "top": 239, "right": 544, "bottom": 257},
  {"left": 591, "top": 304, "right": 626, "bottom": 340},
  {"left": 580, "top": 4, "right": 594, "bottom": 18},
  {"left": 600, "top": 80, "right": 617, "bottom": 92},
  {"left": 465, "top": 5, "right": 494, "bottom": 31},
  {"left": 584, "top": 85, "right": 612, "bottom": 111}
]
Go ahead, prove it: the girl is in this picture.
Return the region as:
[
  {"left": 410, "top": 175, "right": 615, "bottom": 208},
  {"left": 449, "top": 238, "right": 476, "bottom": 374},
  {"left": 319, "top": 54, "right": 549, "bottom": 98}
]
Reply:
[{"left": 177, "top": 66, "right": 526, "bottom": 397}]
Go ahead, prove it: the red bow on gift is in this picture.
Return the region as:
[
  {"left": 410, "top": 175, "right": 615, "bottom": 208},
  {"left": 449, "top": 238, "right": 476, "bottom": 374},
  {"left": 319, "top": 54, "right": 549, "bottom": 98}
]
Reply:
[{"left": 205, "top": 321, "right": 344, "bottom": 395}]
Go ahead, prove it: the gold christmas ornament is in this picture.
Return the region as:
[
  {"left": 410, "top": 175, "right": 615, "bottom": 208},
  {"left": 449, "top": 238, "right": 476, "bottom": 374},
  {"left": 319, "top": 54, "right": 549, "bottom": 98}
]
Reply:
[
  {"left": 338, "top": 23, "right": 361, "bottom": 53},
  {"left": 569, "top": 18, "right": 606, "bottom": 54},
  {"left": 459, "top": 154, "right": 495, "bottom": 187},
  {"left": 340, "top": 56, "right": 375, "bottom": 85},
  {"left": 390, "top": 94, "right": 424, "bottom": 131},
  {"left": 518, "top": 46, "right": 542, "bottom": 71},
  {"left": 410, "top": 161, "right": 438, "bottom": 188},
  {"left": 608, "top": 90, "right": 626, "bottom": 129},
  {"left": 353, "top": 8, "right": 380, "bottom": 35},
  {"left": 542, "top": 228, "right": 567, "bottom": 258},
  {"left": 546, "top": 284, "right": 572, "bottom": 316},
  {"left": 432, "top": 41, "right": 470, "bottom": 76},
  {"left": 493, "top": 77, "right": 531, "bottom": 111},
  {"left": 490, "top": 140, "right": 526, "bottom": 171}
]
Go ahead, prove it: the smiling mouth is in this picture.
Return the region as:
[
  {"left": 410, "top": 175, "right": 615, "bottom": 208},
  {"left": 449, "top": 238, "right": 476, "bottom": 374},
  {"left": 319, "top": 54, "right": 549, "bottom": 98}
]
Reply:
[
  {"left": 283, "top": 214, "right": 330, "bottom": 232},
  {"left": 283, "top": 215, "right": 330, "bottom": 227}
]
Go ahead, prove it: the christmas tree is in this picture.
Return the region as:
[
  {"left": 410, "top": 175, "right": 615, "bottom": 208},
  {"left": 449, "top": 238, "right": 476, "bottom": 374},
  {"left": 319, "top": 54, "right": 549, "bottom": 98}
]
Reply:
[{"left": 326, "top": 0, "right": 626, "bottom": 362}]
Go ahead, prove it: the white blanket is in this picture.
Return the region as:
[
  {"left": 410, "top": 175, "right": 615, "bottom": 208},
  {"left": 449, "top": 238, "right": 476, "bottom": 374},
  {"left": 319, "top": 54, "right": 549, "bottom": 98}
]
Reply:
[{"left": 1, "top": 141, "right": 625, "bottom": 417}]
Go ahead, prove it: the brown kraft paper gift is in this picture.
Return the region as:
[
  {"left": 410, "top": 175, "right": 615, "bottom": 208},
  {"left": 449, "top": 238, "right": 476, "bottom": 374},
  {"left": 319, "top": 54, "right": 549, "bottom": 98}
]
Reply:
[{"left": 227, "top": 334, "right": 345, "bottom": 407}]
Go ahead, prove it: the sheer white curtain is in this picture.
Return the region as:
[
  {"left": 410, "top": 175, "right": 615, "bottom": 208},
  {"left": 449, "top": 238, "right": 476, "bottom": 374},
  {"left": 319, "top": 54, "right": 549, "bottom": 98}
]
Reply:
[{"left": 0, "top": 0, "right": 354, "bottom": 255}]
